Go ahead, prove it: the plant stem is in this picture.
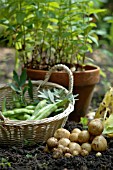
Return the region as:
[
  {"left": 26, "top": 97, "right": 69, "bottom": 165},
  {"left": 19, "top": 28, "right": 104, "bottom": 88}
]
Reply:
[{"left": 69, "top": 0, "right": 73, "bottom": 64}]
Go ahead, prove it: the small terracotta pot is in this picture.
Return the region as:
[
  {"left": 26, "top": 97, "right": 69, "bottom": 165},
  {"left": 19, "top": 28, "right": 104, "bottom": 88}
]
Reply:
[
  {"left": 69, "top": 65, "right": 100, "bottom": 122},
  {"left": 26, "top": 65, "right": 100, "bottom": 122}
]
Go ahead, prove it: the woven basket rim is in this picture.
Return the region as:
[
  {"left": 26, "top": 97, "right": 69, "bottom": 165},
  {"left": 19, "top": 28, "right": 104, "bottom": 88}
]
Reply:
[{"left": 0, "top": 80, "right": 69, "bottom": 90}]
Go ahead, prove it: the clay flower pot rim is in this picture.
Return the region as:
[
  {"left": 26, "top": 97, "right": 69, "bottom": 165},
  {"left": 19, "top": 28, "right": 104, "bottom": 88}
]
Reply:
[
  {"left": 25, "top": 64, "right": 100, "bottom": 74},
  {"left": 26, "top": 64, "right": 100, "bottom": 86},
  {"left": 75, "top": 64, "right": 100, "bottom": 74}
]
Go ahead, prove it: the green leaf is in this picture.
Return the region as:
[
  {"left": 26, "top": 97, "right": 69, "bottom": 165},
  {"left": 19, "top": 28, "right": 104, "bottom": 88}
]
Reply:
[
  {"left": 26, "top": 154, "right": 33, "bottom": 158},
  {"left": 13, "top": 70, "right": 20, "bottom": 85},
  {"left": 89, "top": 9, "right": 106, "bottom": 15},
  {"left": 80, "top": 117, "right": 88, "bottom": 126},
  {"left": 28, "top": 79, "right": 33, "bottom": 99},
  {"left": 62, "top": 32, "right": 71, "bottom": 38},
  {"left": 49, "top": 18, "right": 58, "bottom": 23},
  {"left": 23, "top": 86, "right": 28, "bottom": 96},
  {"left": 35, "top": 10, "right": 43, "bottom": 18},
  {"left": 42, "top": 21, "right": 48, "bottom": 29},
  {"left": 38, "top": 90, "right": 49, "bottom": 99},
  {"left": 16, "top": 12, "right": 26, "bottom": 24},
  {"left": 100, "top": 69, "right": 106, "bottom": 78},
  {"left": 47, "top": 89, "right": 55, "bottom": 103},
  {"left": 103, "top": 114, "right": 113, "bottom": 135},
  {"left": 53, "top": 88, "right": 65, "bottom": 100},
  {"left": 16, "top": 32, "right": 23, "bottom": 41},
  {"left": 103, "top": 126, "right": 113, "bottom": 135},
  {"left": 1, "top": 157, "right": 8, "bottom": 163},
  {"left": 19, "top": 69, "right": 27, "bottom": 87},
  {"left": 87, "top": 44, "right": 93, "bottom": 53},
  {"left": 2, "top": 97, "right": 7, "bottom": 112},
  {"left": 88, "top": 35, "right": 98, "bottom": 46},
  {"left": 48, "top": 2, "right": 59, "bottom": 8},
  {"left": 9, "top": 83, "right": 21, "bottom": 93}
]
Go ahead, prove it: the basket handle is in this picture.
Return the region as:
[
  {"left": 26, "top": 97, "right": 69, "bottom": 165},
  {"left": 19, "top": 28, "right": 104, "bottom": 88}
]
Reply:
[
  {"left": 37, "top": 64, "right": 74, "bottom": 93},
  {"left": 0, "top": 111, "right": 6, "bottom": 121}
]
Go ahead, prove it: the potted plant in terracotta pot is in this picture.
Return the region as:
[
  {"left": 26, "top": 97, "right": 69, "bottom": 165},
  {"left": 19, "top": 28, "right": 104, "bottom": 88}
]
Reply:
[{"left": 0, "top": 0, "right": 105, "bottom": 122}]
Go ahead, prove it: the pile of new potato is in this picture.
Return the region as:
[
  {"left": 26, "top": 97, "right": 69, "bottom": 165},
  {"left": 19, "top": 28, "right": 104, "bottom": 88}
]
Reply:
[{"left": 44, "top": 119, "right": 108, "bottom": 158}]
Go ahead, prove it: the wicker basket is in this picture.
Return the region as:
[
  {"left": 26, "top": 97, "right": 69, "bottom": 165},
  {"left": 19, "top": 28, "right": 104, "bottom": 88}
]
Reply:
[{"left": 0, "top": 64, "right": 74, "bottom": 146}]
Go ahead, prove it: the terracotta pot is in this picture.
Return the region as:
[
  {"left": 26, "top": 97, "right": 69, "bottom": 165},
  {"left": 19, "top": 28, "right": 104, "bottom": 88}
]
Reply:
[{"left": 26, "top": 65, "right": 100, "bottom": 122}]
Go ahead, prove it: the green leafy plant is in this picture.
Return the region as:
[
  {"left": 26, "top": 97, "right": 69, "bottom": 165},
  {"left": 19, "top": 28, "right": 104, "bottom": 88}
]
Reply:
[
  {"left": 9, "top": 69, "right": 33, "bottom": 108},
  {"left": 103, "top": 114, "right": 113, "bottom": 136},
  {"left": 37, "top": 88, "right": 77, "bottom": 104},
  {"left": 1, "top": 69, "right": 76, "bottom": 120},
  {"left": 2, "top": 87, "right": 75, "bottom": 120},
  {"left": 0, "top": 0, "right": 105, "bottom": 71},
  {"left": 0, "top": 157, "right": 11, "bottom": 169},
  {"left": 80, "top": 117, "right": 88, "bottom": 129}
]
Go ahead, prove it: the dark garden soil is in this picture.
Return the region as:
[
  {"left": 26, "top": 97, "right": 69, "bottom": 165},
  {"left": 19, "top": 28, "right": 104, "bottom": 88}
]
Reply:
[{"left": 0, "top": 120, "right": 113, "bottom": 170}]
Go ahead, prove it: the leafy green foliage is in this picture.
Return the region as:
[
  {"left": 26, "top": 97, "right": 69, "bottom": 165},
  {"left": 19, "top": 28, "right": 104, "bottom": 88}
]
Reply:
[
  {"left": 37, "top": 88, "right": 65, "bottom": 103},
  {"left": 37, "top": 88, "right": 77, "bottom": 104},
  {"left": 2, "top": 84, "right": 75, "bottom": 120},
  {"left": 103, "top": 114, "right": 113, "bottom": 135},
  {"left": 9, "top": 69, "right": 33, "bottom": 107},
  {"left": 26, "top": 154, "right": 33, "bottom": 159},
  {"left": 80, "top": 117, "right": 88, "bottom": 129},
  {"left": 0, "top": 157, "right": 11, "bottom": 169},
  {"left": 28, "top": 79, "right": 33, "bottom": 100},
  {"left": 0, "top": 0, "right": 105, "bottom": 69}
]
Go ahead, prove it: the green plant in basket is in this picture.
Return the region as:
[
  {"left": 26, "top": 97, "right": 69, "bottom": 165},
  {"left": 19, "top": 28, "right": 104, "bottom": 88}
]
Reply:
[
  {"left": 37, "top": 88, "right": 76, "bottom": 104},
  {"left": 1, "top": 69, "right": 76, "bottom": 121},
  {"left": 33, "top": 88, "right": 77, "bottom": 120}
]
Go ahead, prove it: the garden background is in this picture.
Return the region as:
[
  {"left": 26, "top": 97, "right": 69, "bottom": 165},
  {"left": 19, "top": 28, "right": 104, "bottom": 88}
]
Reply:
[{"left": 0, "top": 0, "right": 113, "bottom": 169}]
